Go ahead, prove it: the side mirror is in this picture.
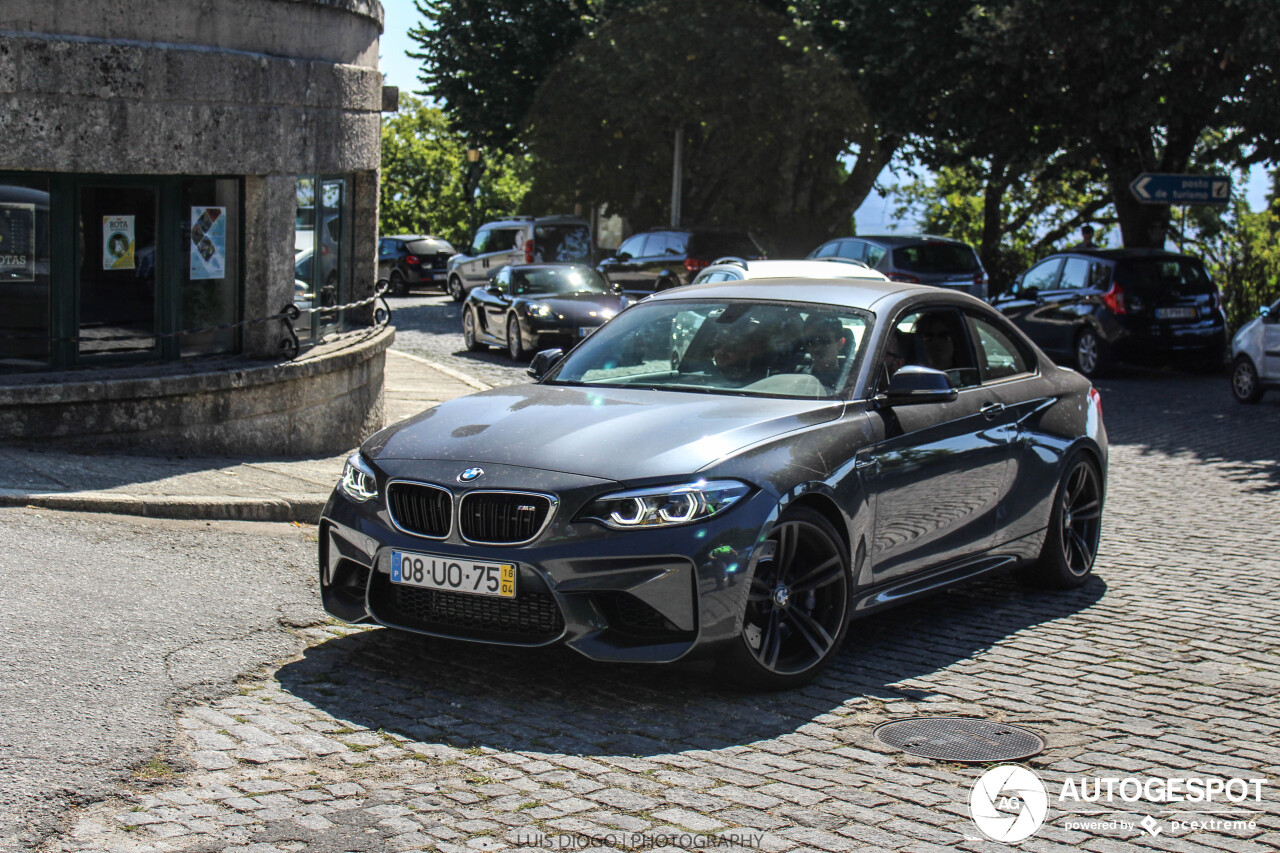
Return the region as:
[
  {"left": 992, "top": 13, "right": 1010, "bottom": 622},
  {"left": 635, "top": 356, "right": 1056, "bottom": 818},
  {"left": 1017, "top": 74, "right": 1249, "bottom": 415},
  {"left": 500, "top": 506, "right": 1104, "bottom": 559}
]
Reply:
[
  {"left": 611, "top": 281, "right": 624, "bottom": 294},
  {"left": 1260, "top": 305, "right": 1274, "bottom": 323},
  {"left": 876, "top": 366, "right": 958, "bottom": 406},
  {"left": 527, "top": 348, "right": 565, "bottom": 381},
  {"left": 613, "top": 252, "right": 630, "bottom": 263},
  {"left": 485, "top": 283, "right": 502, "bottom": 296}
]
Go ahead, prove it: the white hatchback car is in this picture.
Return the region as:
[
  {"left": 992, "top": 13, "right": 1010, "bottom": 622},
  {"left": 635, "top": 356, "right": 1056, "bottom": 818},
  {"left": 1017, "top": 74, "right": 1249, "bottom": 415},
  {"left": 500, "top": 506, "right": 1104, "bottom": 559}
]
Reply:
[
  {"left": 691, "top": 257, "right": 887, "bottom": 285},
  {"left": 1230, "top": 297, "right": 1280, "bottom": 403}
]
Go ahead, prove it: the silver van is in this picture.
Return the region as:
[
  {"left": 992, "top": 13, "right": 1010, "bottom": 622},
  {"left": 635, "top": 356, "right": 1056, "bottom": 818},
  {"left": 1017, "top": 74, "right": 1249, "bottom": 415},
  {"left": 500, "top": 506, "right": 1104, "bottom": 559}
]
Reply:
[{"left": 447, "top": 215, "right": 592, "bottom": 301}]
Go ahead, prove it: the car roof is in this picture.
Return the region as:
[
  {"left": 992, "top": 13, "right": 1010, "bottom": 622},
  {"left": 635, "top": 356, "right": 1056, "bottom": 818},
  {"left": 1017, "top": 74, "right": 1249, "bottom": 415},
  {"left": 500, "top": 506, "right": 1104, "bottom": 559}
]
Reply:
[
  {"left": 386, "top": 234, "right": 450, "bottom": 242},
  {"left": 643, "top": 276, "right": 987, "bottom": 313},
  {"left": 701, "top": 258, "right": 887, "bottom": 281},
  {"left": 1044, "top": 248, "right": 1198, "bottom": 262},
  {"left": 832, "top": 234, "right": 971, "bottom": 247},
  {"left": 503, "top": 263, "right": 595, "bottom": 272}
]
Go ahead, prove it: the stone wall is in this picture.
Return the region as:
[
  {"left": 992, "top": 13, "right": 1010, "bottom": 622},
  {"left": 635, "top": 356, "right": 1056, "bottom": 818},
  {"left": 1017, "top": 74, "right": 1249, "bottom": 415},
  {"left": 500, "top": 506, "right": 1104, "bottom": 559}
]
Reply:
[{"left": 0, "top": 327, "right": 393, "bottom": 456}]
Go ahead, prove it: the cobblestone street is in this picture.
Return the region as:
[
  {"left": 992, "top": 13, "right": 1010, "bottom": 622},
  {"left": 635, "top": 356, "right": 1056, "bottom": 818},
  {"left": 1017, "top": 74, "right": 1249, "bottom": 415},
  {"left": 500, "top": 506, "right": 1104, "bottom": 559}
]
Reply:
[{"left": 36, "top": 370, "right": 1280, "bottom": 853}]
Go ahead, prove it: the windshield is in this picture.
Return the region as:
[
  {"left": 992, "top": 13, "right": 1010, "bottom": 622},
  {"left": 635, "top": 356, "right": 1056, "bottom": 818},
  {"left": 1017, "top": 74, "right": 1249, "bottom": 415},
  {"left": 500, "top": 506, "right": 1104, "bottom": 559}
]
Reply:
[
  {"left": 892, "top": 243, "right": 980, "bottom": 274},
  {"left": 551, "top": 299, "right": 871, "bottom": 398},
  {"left": 513, "top": 266, "right": 609, "bottom": 296},
  {"left": 1116, "top": 257, "right": 1214, "bottom": 293}
]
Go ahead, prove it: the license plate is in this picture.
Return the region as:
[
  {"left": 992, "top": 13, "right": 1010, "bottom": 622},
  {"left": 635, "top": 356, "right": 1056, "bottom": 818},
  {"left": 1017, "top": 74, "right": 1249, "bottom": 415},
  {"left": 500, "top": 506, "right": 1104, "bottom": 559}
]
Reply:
[
  {"left": 391, "top": 550, "right": 516, "bottom": 598},
  {"left": 428, "top": 271, "right": 445, "bottom": 280},
  {"left": 579, "top": 326, "right": 597, "bottom": 337},
  {"left": 1155, "top": 306, "right": 1197, "bottom": 320}
]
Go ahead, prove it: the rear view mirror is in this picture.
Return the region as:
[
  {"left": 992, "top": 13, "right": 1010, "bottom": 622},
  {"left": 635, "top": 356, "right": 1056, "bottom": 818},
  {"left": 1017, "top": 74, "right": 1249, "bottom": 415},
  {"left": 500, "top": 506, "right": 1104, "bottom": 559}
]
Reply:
[
  {"left": 527, "top": 348, "right": 565, "bottom": 380},
  {"left": 876, "top": 366, "right": 958, "bottom": 406},
  {"left": 1260, "top": 306, "right": 1275, "bottom": 323}
]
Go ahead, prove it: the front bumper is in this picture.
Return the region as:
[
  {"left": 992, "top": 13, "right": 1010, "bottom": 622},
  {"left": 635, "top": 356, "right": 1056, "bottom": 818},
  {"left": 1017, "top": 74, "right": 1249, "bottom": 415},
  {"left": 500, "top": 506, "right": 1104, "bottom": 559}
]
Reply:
[{"left": 319, "top": 460, "right": 776, "bottom": 664}]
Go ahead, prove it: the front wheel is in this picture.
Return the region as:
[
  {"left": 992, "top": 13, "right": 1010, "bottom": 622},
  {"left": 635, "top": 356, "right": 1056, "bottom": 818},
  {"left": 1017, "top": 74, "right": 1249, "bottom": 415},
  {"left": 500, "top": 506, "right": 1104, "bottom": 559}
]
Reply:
[
  {"left": 390, "top": 271, "right": 408, "bottom": 297},
  {"left": 1074, "top": 327, "right": 1109, "bottom": 378},
  {"left": 1232, "top": 355, "right": 1264, "bottom": 403},
  {"left": 722, "top": 507, "right": 851, "bottom": 689},
  {"left": 449, "top": 275, "right": 465, "bottom": 302},
  {"left": 1019, "top": 452, "right": 1103, "bottom": 589},
  {"left": 462, "top": 308, "right": 487, "bottom": 352},
  {"left": 507, "top": 315, "right": 530, "bottom": 361}
]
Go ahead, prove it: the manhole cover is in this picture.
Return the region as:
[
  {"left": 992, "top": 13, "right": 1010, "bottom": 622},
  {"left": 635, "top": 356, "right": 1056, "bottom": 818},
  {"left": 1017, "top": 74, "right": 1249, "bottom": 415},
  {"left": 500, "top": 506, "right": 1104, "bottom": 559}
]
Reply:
[{"left": 874, "top": 717, "right": 1044, "bottom": 763}]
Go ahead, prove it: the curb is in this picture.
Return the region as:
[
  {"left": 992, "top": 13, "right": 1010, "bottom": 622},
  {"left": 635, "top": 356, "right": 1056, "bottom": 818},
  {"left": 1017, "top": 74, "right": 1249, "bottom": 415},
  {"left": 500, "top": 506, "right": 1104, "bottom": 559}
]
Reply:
[
  {"left": 389, "top": 349, "right": 493, "bottom": 391},
  {"left": 0, "top": 492, "right": 327, "bottom": 523}
]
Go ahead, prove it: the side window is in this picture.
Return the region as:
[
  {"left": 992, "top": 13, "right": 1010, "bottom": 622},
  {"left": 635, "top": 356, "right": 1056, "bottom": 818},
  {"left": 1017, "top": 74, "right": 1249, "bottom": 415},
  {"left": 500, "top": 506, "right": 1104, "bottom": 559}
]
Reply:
[
  {"left": 378, "top": 238, "right": 394, "bottom": 259},
  {"left": 493, "top": 228, "right": 522, "bottom": 252},
  {"left": 492, "top": 267, "right": 511, "bottom": 293},
  {"left": 617, "top": 234, "right": 646, "bottom": 258},
  {"left": 1059, "top": 257, "right": 1091, "bottom": 289},
  {"left": 664, "top": 232, "right": 689, "bottom": 255},
  {"left": 648, "top": 234, "right": 675, "bottom": 256},
  {"left": 865, "top": 243, "right": 887, "bottom": 267},
  {"left": 839, "top": 240, "right": 867, "bottom": 262},
  {"left": 1089, "top": 261, "right": 1111, "bottom": 290},
  {"left": 967, "top": 313, "right": 1032, "bottom": 381},
  {"left": 470, "top": 228, "right": 492, "bottom": 256},
  {"left": 814, "top": 241, "right": 839, "bottom": 258},
  {"left": 891, "top": 308, "right": 980, "bottom": 389},
  {"left": 1021, "top": 259, "right": 1062, "bottom": 291}
]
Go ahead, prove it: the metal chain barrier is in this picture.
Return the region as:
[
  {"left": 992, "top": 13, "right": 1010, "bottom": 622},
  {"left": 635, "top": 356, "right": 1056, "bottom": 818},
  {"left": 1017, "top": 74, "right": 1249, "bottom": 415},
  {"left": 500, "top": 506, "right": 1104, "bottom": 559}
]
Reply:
[{"left": 0, "top": 284, "right": 392, "bottom": 360}]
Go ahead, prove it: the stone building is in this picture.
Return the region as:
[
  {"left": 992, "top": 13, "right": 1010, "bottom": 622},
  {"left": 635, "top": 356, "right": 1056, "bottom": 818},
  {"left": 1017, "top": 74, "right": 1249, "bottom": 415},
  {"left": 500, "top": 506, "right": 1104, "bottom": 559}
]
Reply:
[{"left": 0, "top": 0, "right": 392, "bottom": 455}]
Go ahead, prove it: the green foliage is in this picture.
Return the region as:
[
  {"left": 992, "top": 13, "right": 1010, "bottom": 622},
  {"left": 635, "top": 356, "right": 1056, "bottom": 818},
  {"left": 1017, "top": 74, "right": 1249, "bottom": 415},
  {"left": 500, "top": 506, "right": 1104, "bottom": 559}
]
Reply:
[
  {"left": 1186, "top": 198, "right": 1280, "bottom": 331},
  {"left": 379, "top": 96, "right": 531, "bottom": 247},
  {"left": 522, "top": 0, "right": 883, "bottom": 254},
  {"left": 889, "top": 156, "right": 1114, "bottom": 293}
]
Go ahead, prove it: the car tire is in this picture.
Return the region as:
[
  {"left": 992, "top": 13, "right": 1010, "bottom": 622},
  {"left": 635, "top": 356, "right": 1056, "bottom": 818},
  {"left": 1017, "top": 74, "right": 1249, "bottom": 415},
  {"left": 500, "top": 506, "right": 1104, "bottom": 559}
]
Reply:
[
  {"left": 1019, "top": 451, "right": 1103, "bottom": 589},
  {"left": 1074, "top": 327, "right": 1109, "bottom": 377},
  {"left": 722, "top": 506, "right": 852, "bottom": 690},
  {"left": 449, "top": 275, "right": 465, "bottom": 302},
  {"left": 463, "top": 308, "right": 487, "bottom": 352},
  {"left": 507, "top": 315, "right": 529, "bottom": 361},
  {"left": 390, "top": 271, "right": 408, "bottom": 298},
  {"left": 1231, "top": 355, "right": 1264, "bottom": 404}
]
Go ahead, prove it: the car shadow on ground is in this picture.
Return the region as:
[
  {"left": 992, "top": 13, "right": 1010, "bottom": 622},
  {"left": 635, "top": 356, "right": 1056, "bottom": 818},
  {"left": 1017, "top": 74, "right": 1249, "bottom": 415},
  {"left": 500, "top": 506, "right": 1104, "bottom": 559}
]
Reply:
[
  {"left": 276, "top": 573, "right": 1105, "bottom": 756},
  {"left": 1093, "top": 365, "right": 1280, "bottom": 493}
]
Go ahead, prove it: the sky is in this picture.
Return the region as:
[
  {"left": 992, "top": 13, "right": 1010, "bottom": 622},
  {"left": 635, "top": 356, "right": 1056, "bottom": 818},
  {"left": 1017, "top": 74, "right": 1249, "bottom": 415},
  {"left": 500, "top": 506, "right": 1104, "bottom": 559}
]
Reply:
[{"left": 376, "top": 0, "right": 1269, "bottom": 239}]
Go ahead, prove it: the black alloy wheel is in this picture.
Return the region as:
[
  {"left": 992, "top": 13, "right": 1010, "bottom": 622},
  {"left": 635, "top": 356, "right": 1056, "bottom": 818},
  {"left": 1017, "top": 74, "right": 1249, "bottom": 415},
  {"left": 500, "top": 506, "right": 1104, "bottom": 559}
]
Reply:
[
  {"left": 1232, "top": 356, "right": 1263, "bottom": 404},
  {"left": 1021, "top": 453, "right": 1103, "bottom": 588},
  {"left": 1074, "top": 328, "right": 1108, "bottom": 377},
  {"left": 390, "top": 270, "right": 408, "bottom": 297},
  {"left": 463, "top": 308, "right": 487, "bottom": 352},
  {"left": 727, "top": 507, "right": 850, "bottom": 689},
  {"left": 449, "top": 275, "right": 465, "bottom": 302},
  {"left": 507, "top": 315, "right": 529, "bottom": 361}
]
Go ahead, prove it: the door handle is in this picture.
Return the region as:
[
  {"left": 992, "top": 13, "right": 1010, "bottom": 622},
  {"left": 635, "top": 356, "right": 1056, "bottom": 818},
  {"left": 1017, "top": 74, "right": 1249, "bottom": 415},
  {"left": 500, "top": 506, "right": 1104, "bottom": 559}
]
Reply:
[
  {"left": 981, "top": 402, "right": 1005, "bottom": 420},
  {"left": 854, "top": 457, "right": 879, "bottom": 472}
]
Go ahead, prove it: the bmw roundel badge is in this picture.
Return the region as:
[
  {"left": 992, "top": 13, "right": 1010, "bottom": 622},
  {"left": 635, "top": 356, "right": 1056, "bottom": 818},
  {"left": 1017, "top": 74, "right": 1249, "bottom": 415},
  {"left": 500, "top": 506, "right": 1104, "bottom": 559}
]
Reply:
[{"left": 458, "top": 467, "right": 484, "bottom": 483}]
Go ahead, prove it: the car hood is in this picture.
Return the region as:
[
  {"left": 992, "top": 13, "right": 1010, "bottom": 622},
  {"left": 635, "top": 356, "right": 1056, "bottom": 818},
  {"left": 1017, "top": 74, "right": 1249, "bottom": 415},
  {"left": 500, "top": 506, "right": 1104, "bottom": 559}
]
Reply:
[
  {"left": 526, "top": 292, "right": 629, "bottom": 319},
  {"left": 364, "top": 383, "right": 843, "bottom": 482}
]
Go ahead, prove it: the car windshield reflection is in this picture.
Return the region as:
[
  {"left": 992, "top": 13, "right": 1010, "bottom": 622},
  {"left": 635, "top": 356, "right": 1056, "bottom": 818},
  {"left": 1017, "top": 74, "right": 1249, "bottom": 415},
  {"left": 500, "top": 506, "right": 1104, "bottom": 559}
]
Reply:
[
  {"left": 514, "top": 267, "right": 609, "bottom": 296},
  {"left": 551, "top": 300, "right": 871, "bottom": 398}
]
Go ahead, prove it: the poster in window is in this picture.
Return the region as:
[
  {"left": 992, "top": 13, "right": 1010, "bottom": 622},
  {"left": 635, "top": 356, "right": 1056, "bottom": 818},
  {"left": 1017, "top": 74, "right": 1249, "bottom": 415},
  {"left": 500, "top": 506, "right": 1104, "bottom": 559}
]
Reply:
[
  {"left": 102, "top": 215, "right": 135, "bottom": 270},
  {"left": 0, "top": 203, "right": 36, "bottom": 282},
  {"left": 189, "top": 206, "right": 226, "bottom": 280}
]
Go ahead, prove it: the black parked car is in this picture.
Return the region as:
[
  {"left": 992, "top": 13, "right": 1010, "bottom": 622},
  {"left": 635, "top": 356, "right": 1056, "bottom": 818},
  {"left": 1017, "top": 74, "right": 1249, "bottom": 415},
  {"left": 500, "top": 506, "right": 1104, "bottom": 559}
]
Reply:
[
  {"left": 992, "top": 249, "right": 1226, "bottom": 377},
  {"left": 597, "top": 228, "right": 765, "bottom": 297},
  {"left": 378, "top": 235, "right": 456, "bottom": 297},
  {"left": 461, "top": 264, "right": 631, "bottom": 361},
  {"left": 808, "top": 234, "right": 988, "bottom": 300},
  {"left": 320, "top": 275, "right": 1107, "bottom": 688}
]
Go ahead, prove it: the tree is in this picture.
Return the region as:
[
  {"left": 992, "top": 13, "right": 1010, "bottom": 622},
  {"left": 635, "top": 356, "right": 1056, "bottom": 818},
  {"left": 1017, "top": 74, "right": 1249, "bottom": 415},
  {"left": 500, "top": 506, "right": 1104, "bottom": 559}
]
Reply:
[
  {"left": 889, "top": 155, "right": 1114, "bottom": 292},
  {"left": 379, "top": 96, "right": 531, "bottom": 247},
  {"left": 965, "top": 0, "right": 1280, "bottom": 248},
  {"left": 520, "top": 0, "right": 881, "bottom": 253}
]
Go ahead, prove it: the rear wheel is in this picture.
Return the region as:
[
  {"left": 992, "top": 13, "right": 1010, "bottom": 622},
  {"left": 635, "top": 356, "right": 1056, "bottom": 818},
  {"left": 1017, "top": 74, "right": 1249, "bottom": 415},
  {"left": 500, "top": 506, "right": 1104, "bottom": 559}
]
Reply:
[
  {"left": 723, "top": 507, "right": 851, "bottom": 689},
  {"left": 390, "top": 271, "right": 408, "bottom": 297},
  {"left": 1074, "top": 328, "right": 1109, "bottom": 377},
  {"left": 507, "top": 315, "right": 529, "bottom": 361},
  {"left": 1232, "top": 355, "right": 1263, "bottom": 403},
  {"left": 449, "top": 275, "right": 465, "bottom": 302},
  {"left": 462, "top": 308, "right": 487, "bottom": 352},
  {"left": 1020, "top": 452, "right": 1103, "bottom": 589}
]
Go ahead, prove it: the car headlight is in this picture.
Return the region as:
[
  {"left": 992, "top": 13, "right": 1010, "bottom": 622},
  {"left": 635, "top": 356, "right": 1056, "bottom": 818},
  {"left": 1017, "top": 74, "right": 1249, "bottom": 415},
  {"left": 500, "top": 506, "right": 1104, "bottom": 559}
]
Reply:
[
  {"left": 529, "top": 303, "right": 553, "bottom": 318},
  {"left": 339, "top": 453, "right": 379, "bottom": 503},
  {"left": 580, "top": 479, "right": 749, "bottom": 529}
]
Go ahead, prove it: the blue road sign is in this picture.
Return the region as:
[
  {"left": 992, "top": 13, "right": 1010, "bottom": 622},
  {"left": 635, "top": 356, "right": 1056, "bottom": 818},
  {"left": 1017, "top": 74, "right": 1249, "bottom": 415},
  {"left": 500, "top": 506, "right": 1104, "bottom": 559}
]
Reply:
[{"left": 1130, "top": 173, "right": 1231, "bottom": 205}]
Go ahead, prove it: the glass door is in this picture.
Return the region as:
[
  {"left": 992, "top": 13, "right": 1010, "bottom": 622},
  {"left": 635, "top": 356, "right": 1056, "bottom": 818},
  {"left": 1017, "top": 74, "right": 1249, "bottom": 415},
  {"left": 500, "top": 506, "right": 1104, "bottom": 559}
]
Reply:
[{"left": 77, "top": 184, "right": 158, "bottom": 357}]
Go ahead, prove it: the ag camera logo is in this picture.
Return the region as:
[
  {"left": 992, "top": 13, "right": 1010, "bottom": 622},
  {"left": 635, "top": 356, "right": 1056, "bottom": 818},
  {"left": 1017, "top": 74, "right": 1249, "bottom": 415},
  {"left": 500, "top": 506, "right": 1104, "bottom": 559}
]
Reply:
[{"left": 970, "top": 765, "right": 1049, "bottom": 843}]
